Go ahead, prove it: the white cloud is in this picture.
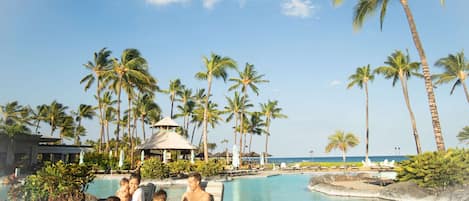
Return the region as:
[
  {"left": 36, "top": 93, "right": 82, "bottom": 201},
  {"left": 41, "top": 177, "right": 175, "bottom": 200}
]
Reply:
[
  {"left": 203, "top": 0, "right": 220, "bottom": 9},
  {"left": 330, "top": 80, "right": 341, "bottom": 87},
  {"left": 146, "top": 0, "right": 189, "bottom": 6},
  {"left": 281, "top": 0, "right": 315, "bottom": 18}
]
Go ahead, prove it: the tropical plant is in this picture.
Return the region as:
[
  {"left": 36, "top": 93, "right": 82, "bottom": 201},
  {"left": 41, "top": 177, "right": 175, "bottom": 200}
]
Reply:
[
  {"left": 134, "top": 93, "right": 158, "bottom": 140},
  {"left": 165, "top": 79, "right": 183, "bottom": 118},
  {"left": 229, "top": 63, "right": 268, "bottom": 163},
  {"left": 260, "top": 100, "right": 287, "bottom": 163},
  {"left": 175, "top": 86, "right": 194, "bottom": 134},
  {"left": 457, "top": 126, "right": 469, "bottom": 144},
  {"left": 247, "top": 112, "right": 266, "bottom": 153},
  {"left": 397, "top": 149, "right": 469, "bottom": 189},
  {"left": 434, "top": 51, "right": 469, "bottom": 104},
  {"left": 374, "top": 50, "right": 422, "bottom": 154},
  {"left": 333, "top": 0, "right": 446, "bottom": 151},
  {"left": 32, "top": 104, "right": 48, "bottom": 134},
  {"left": 325, "top": 130, "right": 360, "bottom": 162},
  {"left": 57, "top": 115, "right": 76, "bottom": 144},
  {"left": 224, "top": 91, "right": 252, "bottom": 146},
  {"left": 81, "top": 48, "right": 113, "bottom": 153},
  {"left": 72, "top": 104, "right": 96, "bottom": 145},
  {"left": 44, "top": 101, "right": 68, "bottom": 137},
  {"left": 195, "top": 53, "right": 237, "bottom": 162},
  {"left": 100, "top": 91, "right": 117, "bottom": 152},
  {"left": 194, "top": 160, "right": 223, "bottom": 177},
  {"left": 167, "top": 160, "right": 194, "bottom": 176},
  {"left": 140, "top": 157, "right": 170, "bottom": 179},
  {"left": 347, "top": 65, "right": 374, "bottom": 162}
]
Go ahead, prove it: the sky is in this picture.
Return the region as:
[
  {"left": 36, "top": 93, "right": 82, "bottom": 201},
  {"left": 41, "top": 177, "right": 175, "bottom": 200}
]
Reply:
[{"left": 0, "top": 0, "right": 468, "bottom": 157}]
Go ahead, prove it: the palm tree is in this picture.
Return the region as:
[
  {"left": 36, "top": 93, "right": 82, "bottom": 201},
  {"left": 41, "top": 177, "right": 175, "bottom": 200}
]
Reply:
[
  {"left": 108, "top": 48, "right": 153, "bottom": 155},
  {"left": 224, "top": 91, "right": 253, "bottom": 146},
  {"left": 457, "top": 126, "right": 469, "bottom": 144},
  {"left": 166, "top": 79, "right": 183, "bottom": 118},
  {"left": 333, "top": 0, "right": 446, "bottom": 151},
  {"left": 176, "top": 87, "right": 194, "bottom": 134},
  {"left": 134, "top": 93, "right": 158, "bottom": 140},
  {"left": 146, "top": 107, "right": 162, "bottom": 136},
  {"left": 72, "top": 104, "right": 96, "bottom": 145},
  {"left": 57, "top": 115, "right": 75, "bottom": 144},
  {"left": 347, "top": 65, "right": 374, "bottom": 162},
  {"left": 247, "top": 112, "right": 266, "bottom": 153},
  {"left": 0, "top": 101, "right": 31, "bottom": 126},
  {"left": 195, "top": 53, "right": 237, "bottom": 162},
  {"left": 193, "top": 101, "right": 223, "bottom": 149},
  {"left": 103, "top": 106, "right": 116, "bottom": 151},
  {"left": 434, "top": 51, "right": 469, "bottom": 104},
  {"left": 325, "top": 130, "right": 359, "bottom": 162},
  {"left": 260, "top": 100, "right": 287, "bottom": 163},
  {"left": 100, "top": 91, "right": 117, "bottom": 152},
  {"left": 229, "top": 63, "right": 268, "bottom": 163},
  {"left": 44, "top": 101, "right": 68, "bottom": 137},
  {"left": 374, "top": 50, "right": 422, "bottom": 154},
  {"left": 32, "top": 104, "right": 48, "bottom": 134},
  {"left": 81, "top": 48, "right": 112, "bottom": 152}
]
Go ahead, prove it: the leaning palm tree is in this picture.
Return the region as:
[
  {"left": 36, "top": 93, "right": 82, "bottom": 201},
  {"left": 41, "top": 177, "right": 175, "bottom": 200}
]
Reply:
[
  {"left": 32, "top": 104, "right": 48, "bottom": 134},
  {"left": 260, "top": 100, "right": 287, "bottom": 164},
  {"left": 333, "top": 0, "right": 446, "bottom": 151},
  {"left": 72, "top": 104, "right": 96, "bottom": 145},
  {"left": 325, "top": 130, "right": 359, "bottom": 162},
  {"left": 434, "top": 51, "right": 469, "bottom": 104},
  {"left": 81, "top": 48, "right": 113, "bottom": 152},
  {"left": 347, "top": 65, "right": 374, "bottom": 162},
  {"left": 457, "top": 126, "right": 469, "bottom": 145},
  {"left": 374, "top": 50, "right": 422, "bottom": 154},
  {"left": 166, "top": 79, "right": 183, "bottom": 118},
  {"left": 195, "top": 53, "right": 237, "bottom": 162},
  {"left": 229, "top": 63, "right": 268, "bottom": 162}
]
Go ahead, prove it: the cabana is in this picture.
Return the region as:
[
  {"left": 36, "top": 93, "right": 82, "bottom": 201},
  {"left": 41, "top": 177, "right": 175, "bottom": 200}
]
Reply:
[{"left": 136, "top": 117, "right": 196, "bottom": 163}]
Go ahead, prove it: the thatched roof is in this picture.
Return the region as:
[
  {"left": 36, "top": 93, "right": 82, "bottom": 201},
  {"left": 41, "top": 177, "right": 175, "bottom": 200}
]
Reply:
[
  {"left": 136, "top": 130, "right": 196, "bottom": 150},
  {"left": 150, "top": 117, "right": 179, "bottom": 128}
]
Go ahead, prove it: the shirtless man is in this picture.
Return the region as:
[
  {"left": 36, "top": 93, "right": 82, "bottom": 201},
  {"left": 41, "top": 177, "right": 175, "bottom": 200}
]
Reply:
[{"left": 181, "top": 172, "right": 211, "bottom": 201}]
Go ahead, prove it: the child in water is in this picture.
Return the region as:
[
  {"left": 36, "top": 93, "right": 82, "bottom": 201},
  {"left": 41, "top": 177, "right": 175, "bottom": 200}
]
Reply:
[{"left": 116, "top": 177, "right": 130, "bottom": 201}]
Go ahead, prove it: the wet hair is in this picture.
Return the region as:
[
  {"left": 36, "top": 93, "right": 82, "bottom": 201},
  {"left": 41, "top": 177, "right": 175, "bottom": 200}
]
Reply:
[
  {"left": 120, "top": 177, "right": 129, "bottom": 185},
  {"left": 106, "top": 196, "right": 121, "bottom": 201},
  {"left": 130, "top": 173, "right": 141, "bottom": 184},
  {"left": 153, "top": 189, "right": 167, "bottom": 201},
  {"left": 188, "top": 172, "right": 202, "bottom": 182}
]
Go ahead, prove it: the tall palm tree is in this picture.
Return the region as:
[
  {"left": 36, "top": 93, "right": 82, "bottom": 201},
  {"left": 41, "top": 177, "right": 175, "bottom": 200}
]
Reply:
[
  {"left": 325, "top": 130, "right": 359, "bottom": 162},
  {"left": 229, "top": 63, "right": 268, "bottom": 163},
  {"left": 146, "top": 107, "right": 162, "bottom": 136},
  {"left": 457, "top": 126, "right": 469, "bottom": 144},
  {"left": 347, "top": 65, "right": 374, "bottom": 162},
  {"left": 247, "top": 112, "right": 266, "bottom": 153},
  {"left": 57, "top": 115, "right": 75, "bottom": 144},
  {"left": 107, "top": 48, "right": 152, "bottom": 155},
  {"left": 73, "top": 104, "right": 96, "bottom": 145},
  {"left": 166, "top": 79, "right": 183, "bottom": 118},
  {"left": 333, "top": 0, "right": 446, "bottom": 151},
  {"left": 81, "top": 48, "right": 112, "bottom": 152},
  {"left": 434, "top": 51, "right": 469, "bottom": 104},
  {"left": 32, "top": 104, "right": 48, "bottom": 134},
  {"left": 195, "top": 53, "right": 237, "bottom": 162},
  {"left": 176, "top": 87, "right": 194, "bottom": 133},
  {"left": 193, "top": 101, "right": 223, "bottom": 148},
  {"left": 103, "top": 106, "right": 116, "bottom": 151},
  {"left": 100, "top": 91, "right": 117, "bottom": 152},
  {"left": 374, "top": 50, "right": 422, "bottom": 154},
  {"left": 44, "top": 101, "right": 68, "bottom": 137},
  {"left": 260, "top": 100, "right": 287, "bottom": 163},
  {"left": 134, "top": 93, "right": 158, "bottom": 140},
  {"left": 188, "top": 89, "right": 206, "bottom": 144},
  {"left": 0, "top": 101, "right": 30, "bottom": 126}
]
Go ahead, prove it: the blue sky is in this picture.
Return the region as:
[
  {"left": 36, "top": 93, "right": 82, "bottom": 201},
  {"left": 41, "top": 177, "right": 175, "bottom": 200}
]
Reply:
[{"left": 1, "top": 0, "right": 468, "bottom": 157}]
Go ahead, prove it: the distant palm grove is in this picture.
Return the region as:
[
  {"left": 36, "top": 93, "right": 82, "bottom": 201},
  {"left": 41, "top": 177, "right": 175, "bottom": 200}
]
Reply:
[{"left": 0, "top": 48, "right": 288, "bottom": 168}]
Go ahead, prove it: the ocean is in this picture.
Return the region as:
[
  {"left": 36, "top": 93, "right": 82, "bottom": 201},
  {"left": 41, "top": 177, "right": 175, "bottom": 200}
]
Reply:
[{"left": 249, "top": 155, "right": 409, "bottom": 164}]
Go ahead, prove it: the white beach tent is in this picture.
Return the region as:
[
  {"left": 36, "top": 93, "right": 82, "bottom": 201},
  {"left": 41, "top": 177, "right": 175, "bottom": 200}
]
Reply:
[{"left": 232, "top": 145, "right": 239, "bottom": 168}]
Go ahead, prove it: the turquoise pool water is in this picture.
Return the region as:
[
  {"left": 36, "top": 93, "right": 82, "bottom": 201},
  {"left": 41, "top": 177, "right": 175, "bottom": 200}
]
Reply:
[{"left": 223, "top": 174, "right": 380, "bottom": 201}]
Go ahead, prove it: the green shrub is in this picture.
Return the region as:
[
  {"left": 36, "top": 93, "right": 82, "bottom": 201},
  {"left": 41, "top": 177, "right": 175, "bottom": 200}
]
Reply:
[
  {"left": 397, "top": 149, "right": 469, "bottom": 189},
  {"left": 140, "top": 158, "right": 170, "bottom": 179},
  {"left": 194, "top": 160, "right": 223, "bottom": 177},
  {"left": 9, "top": 161, "right": 95, "bottom": 201},
  {"left": 168, "top": 160, "right": 194, "bottom": 175},
  {"left": 84, "top": 152, "right": 118, "bottom": 170}
]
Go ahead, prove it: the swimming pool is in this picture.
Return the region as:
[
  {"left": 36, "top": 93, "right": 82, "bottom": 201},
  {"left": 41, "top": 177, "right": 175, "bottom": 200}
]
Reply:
[{"left": 223, "top": 174, "right": 382, "bottom": 201}]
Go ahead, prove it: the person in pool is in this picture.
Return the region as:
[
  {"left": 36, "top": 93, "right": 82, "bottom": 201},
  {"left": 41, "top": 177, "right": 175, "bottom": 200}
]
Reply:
[
  {"left": 180, "top": 172, "right": 211, "bottom": 201},
  {"left": 129, "top": 173, "right": 145, "bottom": 201}
]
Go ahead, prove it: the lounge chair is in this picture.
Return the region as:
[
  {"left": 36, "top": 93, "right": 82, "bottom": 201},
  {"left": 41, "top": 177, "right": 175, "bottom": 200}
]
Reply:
[{"left": 140, "top": 182, "right": 156, "bottom": 201}]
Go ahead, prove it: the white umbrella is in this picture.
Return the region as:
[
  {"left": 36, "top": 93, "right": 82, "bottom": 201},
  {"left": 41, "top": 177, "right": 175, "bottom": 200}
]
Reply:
[
  {"left": 79, "top": 150, "right": 84, "bottom": 165},
  {"left": 163, "top": 150, "right": 167, "bottom": 163},
  {"left": 118, "top": 150, "right": 124, "bottom": 168},
  {"left": 109, "top": 150, "right": 113, "bottom": 159},
  {"left": 232, "top": 145, "right": 239, "bottom": 168},
  {"left": 190, "top": 150, "right": 195, "bottom": 164},
  {"left": 260, "top": 152, "right": 265, "bottom": 166},
  {"left": 140, "top": 150, "right": 145, "bottom": 164}
]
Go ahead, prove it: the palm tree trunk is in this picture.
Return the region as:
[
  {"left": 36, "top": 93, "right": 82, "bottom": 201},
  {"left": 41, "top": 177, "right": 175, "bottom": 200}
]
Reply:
[
  {"left": 202, "top": 75, "right": 212, "bottom": 162},
  {"left": 115, "top": 76, "right": 123, "bottom": 156},
  {"left": 400, "top": 75, "right": 422, "bottom": 154},
  {"left": 75, "top": 119, "right": 82, "bottom": 145},
  {"left": 239, "top": 89, "right": 247, "bottom": 165},
  {"left": 141, "top": 115, "right": 146, "bottom": 140},
  {"left": 264, "top": 119, "right": 270, "bottom": 164},
  {"left": 462, "top": 82, "right": 469, "bottom": 104},
  {"left": 400, "top": 0, "right": 445, "bottom": 151},
  {"left": 128, "top": 96, "right": 134, "bottom": 169},
  {"left": 190, "top": 123, "right": 197, "bottom": 144},
  {"left": 97, "top": 80, "right": 105, "bottom": 153},
  {"left": 106, "top": 121, "right": 110, "bottom": 152},
  {"left": 35, "top": 120, "right": 40, "bottom": 134},
  {"left": 233, "top": 115, "right": 238, "bottom": 145},
  {"left": 342, "top": 151, "right": 346, "bottom": 163},
  {"left": 364, "top": 83, "right": 369, "bottom": 162},
  {"left": 248, "top": 133, "right": 253, "bottom": 153},
  {"left": 170, "top": 96, "right": 175, "bottom": 119}
]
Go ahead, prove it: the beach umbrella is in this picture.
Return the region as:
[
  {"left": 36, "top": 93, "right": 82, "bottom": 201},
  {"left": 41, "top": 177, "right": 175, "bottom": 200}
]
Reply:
[
  {"left": 140, "top": 150, "right": 145, "bottom": 165},
  {"left": 232, "top": 145, "right": 239, "bottom": 168},
  {"left": 163, "top": 150, "right": 167, "bottom": 163},
  {"left": 190, "top": 150, "right": 195, "bottom": 164},
  {"left": 260, "top": 152, "right": 265, "bottom": 166},
  {"left": 109, "top": 150, "right": 113, "bottom": 159},
  {"left": 118, "top": 150, "right": 124, "bottom": 168},
  {"left": 79, "top": 150, "right": 84, "bottom": 165}
]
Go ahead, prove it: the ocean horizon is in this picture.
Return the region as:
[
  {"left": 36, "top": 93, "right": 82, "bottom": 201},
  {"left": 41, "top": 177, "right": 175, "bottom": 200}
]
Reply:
[{"left": 248, "top": 155, "right": 409, "bottom": 164}]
